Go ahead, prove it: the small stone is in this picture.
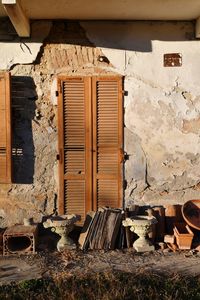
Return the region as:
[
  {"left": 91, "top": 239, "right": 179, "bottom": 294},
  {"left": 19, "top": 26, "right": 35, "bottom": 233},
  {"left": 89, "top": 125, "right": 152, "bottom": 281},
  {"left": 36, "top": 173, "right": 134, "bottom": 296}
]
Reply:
[{"left": 163, "top": 248, "right": 171, "bottom": 253}]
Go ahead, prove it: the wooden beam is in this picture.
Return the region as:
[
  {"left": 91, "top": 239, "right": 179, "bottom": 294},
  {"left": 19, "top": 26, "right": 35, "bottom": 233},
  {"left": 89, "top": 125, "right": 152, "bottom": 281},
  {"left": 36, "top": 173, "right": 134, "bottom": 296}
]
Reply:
[
  {"left": 196, "top": 17, "right": 200, "bottom": 38},
  {"left": 2, "top": 0, "right": 30, "bottom": 37}
]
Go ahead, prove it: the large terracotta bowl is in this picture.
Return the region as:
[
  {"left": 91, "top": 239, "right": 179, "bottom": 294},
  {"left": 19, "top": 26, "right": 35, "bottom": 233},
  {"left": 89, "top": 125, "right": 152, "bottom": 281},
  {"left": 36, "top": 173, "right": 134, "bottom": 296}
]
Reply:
[{"left": 182, "top": 200, "right": 200, "bottom": 230}]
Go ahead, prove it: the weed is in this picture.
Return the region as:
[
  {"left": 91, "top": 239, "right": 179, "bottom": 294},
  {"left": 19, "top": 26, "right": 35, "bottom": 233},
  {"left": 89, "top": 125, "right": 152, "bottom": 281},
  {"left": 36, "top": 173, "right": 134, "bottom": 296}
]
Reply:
[{"left": 0, "top": 271, "right": 199, "bottom": 300}]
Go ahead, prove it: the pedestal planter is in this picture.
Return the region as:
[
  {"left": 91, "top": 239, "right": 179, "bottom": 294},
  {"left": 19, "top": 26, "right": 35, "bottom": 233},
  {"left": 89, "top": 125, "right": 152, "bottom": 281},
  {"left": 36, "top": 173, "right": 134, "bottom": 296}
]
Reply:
[
  {"left": 123, "top": 215, "right": 157, "bottom": 252},
  {"left": 43, "top": 214, "right": 80, "bottom": 251}
]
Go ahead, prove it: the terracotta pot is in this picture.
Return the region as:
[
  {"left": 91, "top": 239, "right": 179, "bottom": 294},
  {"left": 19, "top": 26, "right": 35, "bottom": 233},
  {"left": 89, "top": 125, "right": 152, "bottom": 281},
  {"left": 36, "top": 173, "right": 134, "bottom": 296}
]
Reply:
[
  {"left": 153, "top": 206, "right": 165, "bottom": 242},
  {"left": 174, "top": 222, "right": 194, "bottom": 250},
  {"left": 146, "top": 208, "right": 156, "bottom": 243},
  {"left": 165, "top": 204, "right": 183, "bottom": 234},
  {"left": 182, "top": 199, "right": 200, "bottom": 230}
]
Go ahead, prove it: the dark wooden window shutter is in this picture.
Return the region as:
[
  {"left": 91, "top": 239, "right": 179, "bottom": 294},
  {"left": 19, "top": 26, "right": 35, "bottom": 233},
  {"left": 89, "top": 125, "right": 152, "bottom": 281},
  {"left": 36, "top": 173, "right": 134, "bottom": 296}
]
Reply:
[
  {"left": 58, "top": 76, "right": 123, "bottom": 222},
  {"left": 0, "top": 72, "right": 11, "bottom": 183}
]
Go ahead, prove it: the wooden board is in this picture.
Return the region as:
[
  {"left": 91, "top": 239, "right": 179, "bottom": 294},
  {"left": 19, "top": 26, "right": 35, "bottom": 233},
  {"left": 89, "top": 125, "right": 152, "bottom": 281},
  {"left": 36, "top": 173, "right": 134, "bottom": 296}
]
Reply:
[
  {"left": 78, "top": 211, "right": 96, "bottom": 250},
  {"left": 0, "top": 72, "right": 11, "bottom": 183}
]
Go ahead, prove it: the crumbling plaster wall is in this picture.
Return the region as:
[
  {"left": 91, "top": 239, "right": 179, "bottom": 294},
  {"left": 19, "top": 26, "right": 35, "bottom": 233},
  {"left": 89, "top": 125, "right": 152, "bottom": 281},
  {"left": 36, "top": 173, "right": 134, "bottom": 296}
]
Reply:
[
  {"left": 0, "top": 20, "right": 116, "bottom": 226},
  {"left": 0, "top": 19, "right": 200, "bottom": 225},
  {"left": 81, "top": 21, "right": 200, "bottom": 206}
]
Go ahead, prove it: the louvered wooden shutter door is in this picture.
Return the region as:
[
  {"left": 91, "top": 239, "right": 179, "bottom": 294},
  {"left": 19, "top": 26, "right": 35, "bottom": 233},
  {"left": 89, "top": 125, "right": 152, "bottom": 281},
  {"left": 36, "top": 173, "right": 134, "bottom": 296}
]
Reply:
[
  {"left": 58, "top": 77, "right": 92, "bottom": 221},
  {"left": 0, "top": 72, "right": 11, "bottom": 183},
  {"left": 92, "top": 76, "right": 123, "bottom": 210}
]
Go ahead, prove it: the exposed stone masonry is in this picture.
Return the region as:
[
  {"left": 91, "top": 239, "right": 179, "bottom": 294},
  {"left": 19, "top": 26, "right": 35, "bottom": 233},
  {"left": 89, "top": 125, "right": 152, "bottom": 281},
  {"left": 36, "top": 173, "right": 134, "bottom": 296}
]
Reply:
[
  {"left": 0, "top": 20, "right": 117, "bottom": 226},
  {"left": 1, "top": 19, "right": 200, "bottom": 225}
]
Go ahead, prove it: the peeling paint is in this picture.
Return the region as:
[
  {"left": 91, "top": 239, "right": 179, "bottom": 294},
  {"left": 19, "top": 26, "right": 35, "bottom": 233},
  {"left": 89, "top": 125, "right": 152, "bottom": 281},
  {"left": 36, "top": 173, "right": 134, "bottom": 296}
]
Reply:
[
  {"left": 182, "top": 117, "right": 200, "bottom": 134},
  {"left": 81, "top": 21, "right": 200, "bottom": 206},
  {"left": 0, "top": 20, "right": 200, "bottom": 222}
]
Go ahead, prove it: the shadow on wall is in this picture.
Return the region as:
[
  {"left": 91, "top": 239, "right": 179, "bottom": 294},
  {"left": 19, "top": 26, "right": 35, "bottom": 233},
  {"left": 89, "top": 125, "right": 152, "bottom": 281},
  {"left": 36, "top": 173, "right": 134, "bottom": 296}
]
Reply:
[
  {"left": 81, "top": 21, "right": 195, "bottom": 52},
  {"left": 0, "top": 18, "right": 195, "bottom": 54},
  {"left": 46, "top": 20, "right": 195, "bottom": 53},
  {"left": 11, "top": 76, "right": 37, "bottom": 184}
]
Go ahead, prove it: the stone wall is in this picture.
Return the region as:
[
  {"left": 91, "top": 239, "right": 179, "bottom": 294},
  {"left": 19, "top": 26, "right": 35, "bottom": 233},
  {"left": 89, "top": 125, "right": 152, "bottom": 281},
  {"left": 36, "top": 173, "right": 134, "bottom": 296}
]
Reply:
[
  {"left": 0, "top": 20, "right": 117, "bottom": 226},
  {"left": 0, "top": 19, "right": 200, "bottom": 225}
]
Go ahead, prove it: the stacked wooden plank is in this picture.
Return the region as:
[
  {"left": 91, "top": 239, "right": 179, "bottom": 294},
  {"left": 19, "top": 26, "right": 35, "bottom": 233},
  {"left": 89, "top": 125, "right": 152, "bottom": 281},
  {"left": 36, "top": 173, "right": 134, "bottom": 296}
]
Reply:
[
  {"left": 78, "top": 204, "right": 200, "bottom": 252},
  {"left": 79, "top": 207, "right": 124, "bottom": 250}
]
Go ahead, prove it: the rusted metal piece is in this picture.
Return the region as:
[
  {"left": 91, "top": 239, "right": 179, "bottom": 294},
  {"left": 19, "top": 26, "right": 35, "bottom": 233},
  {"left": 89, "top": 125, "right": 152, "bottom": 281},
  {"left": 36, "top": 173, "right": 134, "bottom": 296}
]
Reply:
[
  {"left": 3, "top": 224, "right": 38, "bottom": 256},
  {"left": 164, "top": 53, "right": 182, "bottom": 67}
]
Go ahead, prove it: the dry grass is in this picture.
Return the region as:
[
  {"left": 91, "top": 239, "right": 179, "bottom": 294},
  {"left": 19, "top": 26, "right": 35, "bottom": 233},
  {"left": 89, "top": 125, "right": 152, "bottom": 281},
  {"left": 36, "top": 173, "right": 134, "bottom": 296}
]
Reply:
[{"left": 0, "top": 270, "right": 200, "bottom": 300}]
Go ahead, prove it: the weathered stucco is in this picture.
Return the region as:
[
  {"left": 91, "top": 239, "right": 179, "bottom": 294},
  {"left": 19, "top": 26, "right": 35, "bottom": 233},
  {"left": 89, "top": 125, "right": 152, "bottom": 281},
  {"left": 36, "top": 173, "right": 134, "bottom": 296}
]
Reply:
[
  {"left": 1, "top": 19, "right": 200, "bottom": 225},
  {"left": 0, "top": 20, "right": 115, "bottom": 226},
  {"left": 82, "top": 21, "right": 200, "bottom": 206}
]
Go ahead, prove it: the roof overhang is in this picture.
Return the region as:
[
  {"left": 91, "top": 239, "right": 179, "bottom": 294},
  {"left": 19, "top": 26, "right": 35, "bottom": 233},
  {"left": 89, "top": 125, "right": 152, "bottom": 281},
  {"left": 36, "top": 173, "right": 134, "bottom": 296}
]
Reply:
[{"left": 1, "top": 0, "right": 200, "bottom": 37}]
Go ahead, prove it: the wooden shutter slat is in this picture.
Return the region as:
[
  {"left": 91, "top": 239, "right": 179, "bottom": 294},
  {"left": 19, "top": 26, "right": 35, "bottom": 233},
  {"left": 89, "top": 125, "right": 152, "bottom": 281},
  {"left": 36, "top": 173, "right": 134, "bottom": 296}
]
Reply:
[
  {"left": 58, "top": 76, "right": 123, "bottom": 223},
  {"left": 0, "top": 111, "right": 6, "bottom": 146},
  {"left": 58, "top": 77, "right": 92, "bottom": 223},
  {"left": 63, "top": 79, "right": 86, "bottom": 221},
  {"left": 92, "top": 77, "right": 123, "bottom": 210},
  {"left": 64, "top": 150, "right": 85, "bottom": 174},
  {"left": 64, "top": 83, "right": 85, "bottom": 145},
  {"left": 0, "top": 72, "right": 11, "bottom": 183},
  {"left": 64, "top": 180, "right": 85, "bottom": 218},
  {"left": 97, "top": 180, "right": 119, "bottom": 208},
  {"left": 0, "top": 77, "right": 6, "bottom": 109}
]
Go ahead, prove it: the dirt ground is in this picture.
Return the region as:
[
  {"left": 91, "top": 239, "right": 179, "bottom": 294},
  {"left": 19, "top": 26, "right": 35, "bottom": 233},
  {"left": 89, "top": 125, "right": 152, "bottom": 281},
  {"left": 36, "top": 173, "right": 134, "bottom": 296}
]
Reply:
[{"left": 0, "top": 248, "right": 199, "bottom": 285}]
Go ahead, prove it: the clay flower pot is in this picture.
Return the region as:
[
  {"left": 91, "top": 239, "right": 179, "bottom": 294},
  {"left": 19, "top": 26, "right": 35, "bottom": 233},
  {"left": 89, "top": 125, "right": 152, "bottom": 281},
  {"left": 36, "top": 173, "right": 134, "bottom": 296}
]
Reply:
[
  {"left": 174, "top": 223, "right": 194, "bottom": 250},
  {"left": 182, "top": 200, "right": 200, "bottom": 230}
]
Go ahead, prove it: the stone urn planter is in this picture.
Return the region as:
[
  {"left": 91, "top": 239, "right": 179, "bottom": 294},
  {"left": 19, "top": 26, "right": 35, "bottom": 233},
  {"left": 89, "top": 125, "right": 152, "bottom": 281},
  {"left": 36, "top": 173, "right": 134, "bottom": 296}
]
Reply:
[
  {"left": 43, "top": 214, "right": 80, "bottom": 251},
  {"left": 123, "top": 215, "right": 157, "bottom": 252}
]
